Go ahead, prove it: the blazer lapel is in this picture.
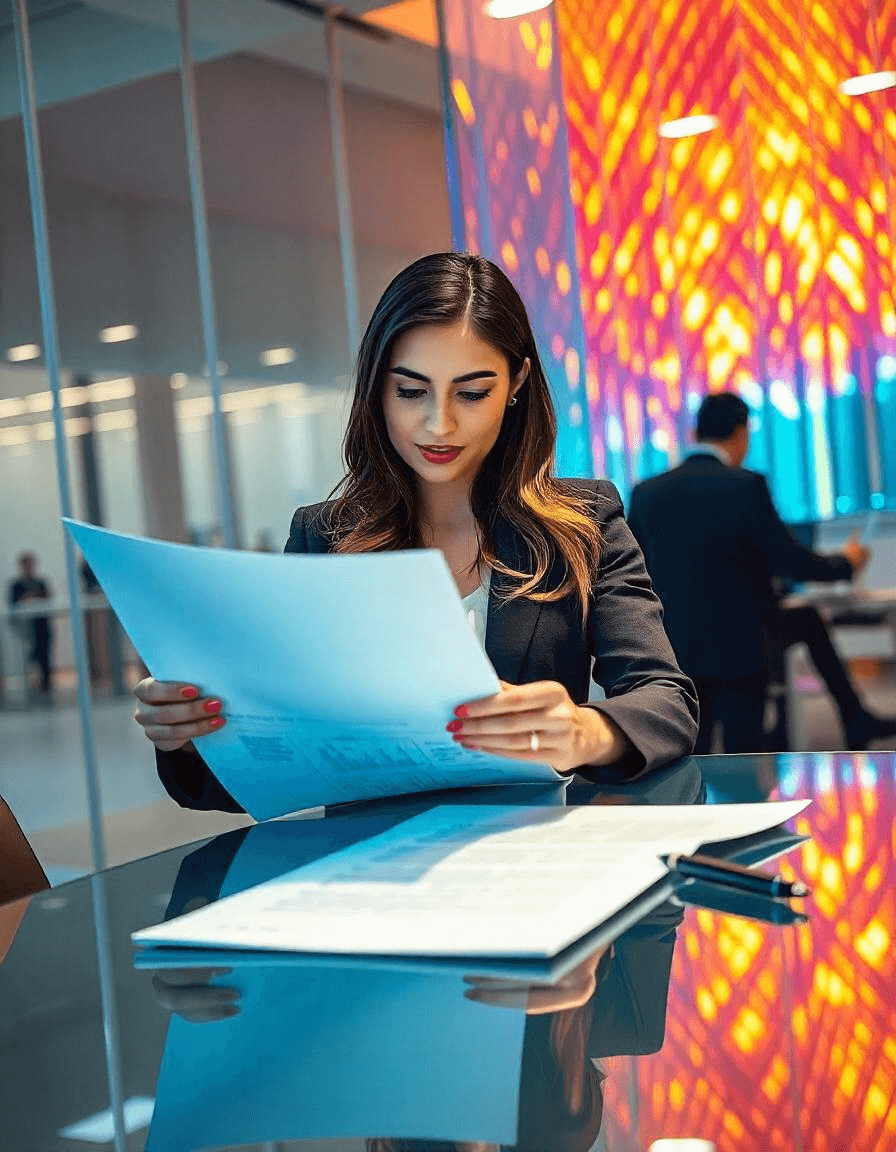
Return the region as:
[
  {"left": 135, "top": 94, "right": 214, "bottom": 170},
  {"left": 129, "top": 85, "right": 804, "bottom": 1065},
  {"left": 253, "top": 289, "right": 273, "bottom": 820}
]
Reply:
[{"left": 484, "top": 516, "right": 544, "bottom": 684}]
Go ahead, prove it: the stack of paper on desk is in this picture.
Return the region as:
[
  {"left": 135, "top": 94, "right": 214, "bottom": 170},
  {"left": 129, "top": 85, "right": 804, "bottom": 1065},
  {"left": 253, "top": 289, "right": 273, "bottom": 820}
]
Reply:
[
  {"left": 134, "top": 800, "right": 809, "bottom": 960},
  {"left": 63, "top": 519, "right": 562, "bottom": 821}
]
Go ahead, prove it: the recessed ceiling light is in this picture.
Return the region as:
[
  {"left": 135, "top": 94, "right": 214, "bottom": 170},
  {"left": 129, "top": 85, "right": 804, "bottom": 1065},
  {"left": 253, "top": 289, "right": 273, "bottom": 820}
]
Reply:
[
  {"left": 6, "top": 343, "right": 41, "bottom": 362},
  {"left": 483, "top": 0, "right": 551, "bottom": 16},
  {"left": 260, "top": 347, "right": 297, "bottom": 367},
  {"left": 650, "top": 1141, "right": 716, "bottom": 1152},
  {"left": 659, "top": 114, "right": 719, "bottom": 139},
  {"left": 99, "top": 324, "right": 138, "bottom": 343},
  {"left": 839, "top": 70, "right": 896, "bottom": 96}
]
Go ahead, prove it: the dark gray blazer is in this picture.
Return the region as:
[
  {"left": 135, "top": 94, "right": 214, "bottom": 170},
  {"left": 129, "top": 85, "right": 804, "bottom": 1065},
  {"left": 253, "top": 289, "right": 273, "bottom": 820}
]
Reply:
[
  {"left": 156, "top": 479, "right": 698, "bottom": 812},
  {"left": 627, "top": 453, "right": 854, "bottom": 681}
]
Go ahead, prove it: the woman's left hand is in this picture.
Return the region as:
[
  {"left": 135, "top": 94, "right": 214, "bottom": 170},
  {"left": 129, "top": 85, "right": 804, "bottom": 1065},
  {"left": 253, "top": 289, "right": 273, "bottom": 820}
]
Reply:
[{"left": 449, "top": 680, "right": 627, "bottom": 775}]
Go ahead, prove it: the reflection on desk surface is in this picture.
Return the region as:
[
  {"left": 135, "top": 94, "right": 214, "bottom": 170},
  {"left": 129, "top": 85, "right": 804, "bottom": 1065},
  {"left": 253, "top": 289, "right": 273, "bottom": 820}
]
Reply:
[
  {"left": 0, "top": 752, "right": 895, "bottom": 1152},
  {"left": 142, "top": 902, "right": 679, "bottom": 1151}
]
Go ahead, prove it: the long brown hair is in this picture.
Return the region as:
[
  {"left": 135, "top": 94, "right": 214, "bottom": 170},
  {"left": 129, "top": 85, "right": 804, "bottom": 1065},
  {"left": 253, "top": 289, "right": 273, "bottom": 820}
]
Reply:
[{"left": 323, "top": 253, "right": 602, "bottom": 617}]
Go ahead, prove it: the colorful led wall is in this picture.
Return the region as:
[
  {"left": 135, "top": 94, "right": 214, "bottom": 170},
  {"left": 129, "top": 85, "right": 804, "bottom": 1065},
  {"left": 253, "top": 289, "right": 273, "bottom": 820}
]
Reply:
[
  {"left": 599, "top": 754, "right": 896, "bottom": 1152},
  {"left": 441, "top": 0, "right": 896, "bottom": 517}
]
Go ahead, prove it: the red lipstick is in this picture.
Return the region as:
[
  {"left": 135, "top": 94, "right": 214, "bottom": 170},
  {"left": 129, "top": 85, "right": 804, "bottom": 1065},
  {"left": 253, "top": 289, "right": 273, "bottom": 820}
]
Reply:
[{"left": 417, "top": 445, "right": 463, "bottom": 464}]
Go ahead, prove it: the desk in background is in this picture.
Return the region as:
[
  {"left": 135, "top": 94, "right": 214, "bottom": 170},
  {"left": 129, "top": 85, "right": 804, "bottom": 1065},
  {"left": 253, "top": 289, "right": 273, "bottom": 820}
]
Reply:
[
  {"left": 776, "top": 587, "right": 896, "bottom": 749},
  {"left": 0, "top": 593, "right": 131, "bottom": 706},
  {"left": 783, "top": 585, "right": 896, "bottom": 650}
]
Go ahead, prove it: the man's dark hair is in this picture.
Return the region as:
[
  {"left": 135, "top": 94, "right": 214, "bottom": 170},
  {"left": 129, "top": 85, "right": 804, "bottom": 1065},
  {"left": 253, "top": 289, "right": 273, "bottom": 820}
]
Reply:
[{"left": 695, "top": 392, "right": 750, "bottom": 441}]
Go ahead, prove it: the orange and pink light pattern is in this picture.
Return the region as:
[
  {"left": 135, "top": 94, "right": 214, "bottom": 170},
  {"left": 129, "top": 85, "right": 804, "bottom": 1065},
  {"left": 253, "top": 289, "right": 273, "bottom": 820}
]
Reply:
[
  {"left": 601, "top": 754, "right": 896, "bottom": 1151},
  {"left": 556, "top": 0, "right": 896, "bottom": 511}
]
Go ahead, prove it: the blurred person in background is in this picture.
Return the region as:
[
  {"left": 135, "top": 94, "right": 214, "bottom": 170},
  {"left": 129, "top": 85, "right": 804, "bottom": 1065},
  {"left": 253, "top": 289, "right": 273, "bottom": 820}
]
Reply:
[
  {"left": 8, "top": 552, "right": 53, "bottom": 699},
  {"left": 627, "top": 392, "right": 896, "bottom": 752}
]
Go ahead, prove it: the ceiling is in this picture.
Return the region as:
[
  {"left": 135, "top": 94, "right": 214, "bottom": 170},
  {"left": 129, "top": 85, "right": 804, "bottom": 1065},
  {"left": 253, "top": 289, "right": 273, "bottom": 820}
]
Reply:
[
  {"left": 0, "top": 0, "right": 449, "bottom": 392},
  {"left": 365, "top": 0, "right": 437, "bottom": 46},
  {"left": 0, "top": 0, "right": 441, "bottom": 121}
]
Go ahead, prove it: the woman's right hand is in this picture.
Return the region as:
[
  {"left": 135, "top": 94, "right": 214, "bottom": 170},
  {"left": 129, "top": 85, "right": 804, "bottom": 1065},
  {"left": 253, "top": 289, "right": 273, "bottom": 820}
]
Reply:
[{"left": 133, "top": 678, "right": 226, "bottom": 751}]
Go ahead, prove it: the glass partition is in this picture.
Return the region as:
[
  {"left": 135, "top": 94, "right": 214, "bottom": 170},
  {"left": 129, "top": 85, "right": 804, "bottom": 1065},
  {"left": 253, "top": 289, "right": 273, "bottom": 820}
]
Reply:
[
  {"left": 0, "top": 1, "right": 230, "bottom": 877},
  {"left": 187, "top": 0, "right": 451, "bottom": 547},
  {"left": 0, "top": 0, "right": 452, "bottom": 881},
  {"left": 0, "top": 0, "right": 105, "bottom": 875}
]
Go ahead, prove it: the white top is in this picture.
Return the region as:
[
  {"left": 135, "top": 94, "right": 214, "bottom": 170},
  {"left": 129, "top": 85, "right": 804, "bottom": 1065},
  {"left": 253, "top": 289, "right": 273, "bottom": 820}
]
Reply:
[{"left": 460, "top": 568, "right": 491, "bottom": 648}]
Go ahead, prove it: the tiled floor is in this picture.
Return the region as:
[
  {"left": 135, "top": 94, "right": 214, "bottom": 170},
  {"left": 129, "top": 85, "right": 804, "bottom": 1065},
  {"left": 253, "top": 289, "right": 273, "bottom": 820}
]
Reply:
[
  {"left": 2, "top": 662, "right": 895, "bottom": 886},
  {"left": 0, "top": 695, "right": 250, "bottom": 884}
]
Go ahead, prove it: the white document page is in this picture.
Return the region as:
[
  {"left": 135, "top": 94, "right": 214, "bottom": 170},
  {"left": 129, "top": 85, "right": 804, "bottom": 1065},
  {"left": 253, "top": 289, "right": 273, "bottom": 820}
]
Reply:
[
  {"left": 63, "top": 519, "right": 562, "bottom": 820},
  {"left": 134, "top": 800, "right": 810, "bottom": 959}
]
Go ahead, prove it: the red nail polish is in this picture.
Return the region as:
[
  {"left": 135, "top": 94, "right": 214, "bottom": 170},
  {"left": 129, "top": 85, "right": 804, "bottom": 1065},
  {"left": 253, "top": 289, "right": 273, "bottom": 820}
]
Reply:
[
  {"left": 446, "top": 719, "right": 463, "bottom": 733},
  {"left": 452, "top": 733, "right": 464, "bottom": 742},
  {"left": 209, "top": 716, "right": 226, "bottom": 728},
  {"left": 454, "top": 705, "right": 469, "bottom": 719},
  {"left": 181, "top": 686, "right": 199, "bottom": 699},
  {"left": 204, "top": 699, "right": 222, "bottom": 714}
]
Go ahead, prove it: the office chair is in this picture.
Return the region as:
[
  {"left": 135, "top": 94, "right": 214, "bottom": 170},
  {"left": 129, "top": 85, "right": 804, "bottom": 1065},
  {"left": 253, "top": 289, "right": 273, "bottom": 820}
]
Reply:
[{"left": 0, "top": 796, "right": 50, "bottom": 905}]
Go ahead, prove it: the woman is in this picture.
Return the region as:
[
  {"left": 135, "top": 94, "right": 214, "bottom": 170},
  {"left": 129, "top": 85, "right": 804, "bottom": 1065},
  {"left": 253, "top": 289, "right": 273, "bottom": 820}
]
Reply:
[{"left": 137, "top": 252, "right": 697, "bottom": 811}]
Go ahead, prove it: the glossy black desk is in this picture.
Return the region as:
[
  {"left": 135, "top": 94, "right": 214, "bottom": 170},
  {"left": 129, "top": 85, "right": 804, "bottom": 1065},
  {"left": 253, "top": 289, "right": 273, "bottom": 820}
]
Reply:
[{"left": 1, "top": 752, "right": 894, "bottom": 1152}]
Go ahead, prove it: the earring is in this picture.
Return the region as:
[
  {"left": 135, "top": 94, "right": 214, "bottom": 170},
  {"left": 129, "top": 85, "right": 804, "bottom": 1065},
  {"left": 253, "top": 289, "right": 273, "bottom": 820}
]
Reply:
[{"left": 508, "top": 396, "right": 518, "bottom": 407}]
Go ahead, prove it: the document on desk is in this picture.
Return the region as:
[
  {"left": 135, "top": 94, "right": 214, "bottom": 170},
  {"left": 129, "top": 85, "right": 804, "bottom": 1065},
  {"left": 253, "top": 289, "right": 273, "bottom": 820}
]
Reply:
[
  {"left": 134, "top": 800, "right": 810, "bottom": 959},
  {"left": 63, "top": 519, "right": 563, "bottom": 820}
]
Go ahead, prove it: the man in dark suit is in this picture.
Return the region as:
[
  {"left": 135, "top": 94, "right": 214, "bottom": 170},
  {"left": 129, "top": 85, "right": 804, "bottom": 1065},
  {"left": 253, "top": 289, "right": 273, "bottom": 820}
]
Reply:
[
  {"left": 7, "top": 552, "right": 53, "bottom": 697},
  {"left": 627, "top": 393, "right": 895, "bottom": 753}
]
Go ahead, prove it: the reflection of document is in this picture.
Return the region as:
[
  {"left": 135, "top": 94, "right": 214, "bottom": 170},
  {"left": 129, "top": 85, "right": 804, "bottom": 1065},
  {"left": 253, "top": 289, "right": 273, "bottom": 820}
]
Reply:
[
  {"left": 63, "top": 519, "right": 562, "bottom": 820},
  {"left": 145, "top": 965, "right": 527, "bottom": 1150},
  {"left": 135, "top": 800, "right": 809, "bottom": 959}
]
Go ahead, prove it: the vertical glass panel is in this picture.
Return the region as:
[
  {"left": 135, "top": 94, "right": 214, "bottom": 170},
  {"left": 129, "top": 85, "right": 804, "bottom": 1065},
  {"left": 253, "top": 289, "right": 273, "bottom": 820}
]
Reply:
[
  {"left": 440, "top": 0, "right": 592, "bottom": 479},
  {"left": 27, "top": 2, "right": 200, "bottom": 545},
  {"left": 187, "top": 0, "right": 452, "bottom": 548},
  {"left": 0, "top": 1, "right": 223, "bottom": 885},
  {"left": 0, "top": 1, "right": 71, "bottom": 851}
]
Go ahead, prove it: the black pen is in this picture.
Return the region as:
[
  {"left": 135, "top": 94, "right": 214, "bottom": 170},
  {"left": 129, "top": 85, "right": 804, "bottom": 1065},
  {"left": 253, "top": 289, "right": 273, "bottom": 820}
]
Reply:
[
  {"left": 663, "top": 852, "right": 811, "bottom": 899},
  {"left": 671, "top": 882, "right": 810, "bottom": 926}
]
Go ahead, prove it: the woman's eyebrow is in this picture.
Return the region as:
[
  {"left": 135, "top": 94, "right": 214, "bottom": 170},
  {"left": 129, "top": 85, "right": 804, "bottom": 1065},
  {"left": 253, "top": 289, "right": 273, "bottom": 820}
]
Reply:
[
  {"left": 390, "top": 366, "right": 499, "bottom": 384},
  {"left": 391, "top": 366, "right": 429, "bottom": 382},
  {"left": 453, "top": 370, "right": 499, "bottom": 383}
]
